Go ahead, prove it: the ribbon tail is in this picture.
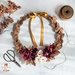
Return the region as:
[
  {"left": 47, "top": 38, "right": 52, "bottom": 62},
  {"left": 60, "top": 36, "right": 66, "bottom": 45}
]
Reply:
[
  {"left": 29, "top": 17, "right": 37, "bottom": 47},
  {"left": 40, "top": 16, "right": 44, "bottom": 46}
]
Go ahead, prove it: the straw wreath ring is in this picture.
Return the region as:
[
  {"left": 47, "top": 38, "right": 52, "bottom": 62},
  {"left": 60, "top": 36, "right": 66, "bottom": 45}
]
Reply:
[{"left": 14, "top": 12, "right": 64, "bottom": 65}]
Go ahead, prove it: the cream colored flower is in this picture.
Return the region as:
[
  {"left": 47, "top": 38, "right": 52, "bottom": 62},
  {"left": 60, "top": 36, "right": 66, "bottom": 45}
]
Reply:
[
  {"left": 35, "top": 57, "right": 41, "bottom": 64},
  {"left": 37, "top": 50, "right": 43, "bottom": 57},
  {"left": 41, "top": 56, "right": 47, "bottom": 63},
  {"left": 35, "top": 50, "right": 47, "bottom": 64}
]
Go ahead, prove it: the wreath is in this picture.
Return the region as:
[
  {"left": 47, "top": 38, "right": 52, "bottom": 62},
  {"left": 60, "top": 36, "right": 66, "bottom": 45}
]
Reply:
[{"left": 14, "top": 12, "right": 64, "bottom": 65}]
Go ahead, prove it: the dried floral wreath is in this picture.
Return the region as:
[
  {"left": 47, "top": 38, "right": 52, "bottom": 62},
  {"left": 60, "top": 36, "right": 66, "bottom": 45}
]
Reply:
[
  {"left": 14, "top": 12, "right": 64, "bottom": 66},
  {"left": 0, "top": 1, "right": 21, "bottom": 33}
]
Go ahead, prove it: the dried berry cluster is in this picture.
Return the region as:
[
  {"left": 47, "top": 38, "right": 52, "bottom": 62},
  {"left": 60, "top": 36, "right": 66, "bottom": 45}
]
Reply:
[
  {"left": 14, "top": 12, "right": 64, "bottom": 66},
  {"left": 0, "top": 1, "right": 21, "bottom": 31}
]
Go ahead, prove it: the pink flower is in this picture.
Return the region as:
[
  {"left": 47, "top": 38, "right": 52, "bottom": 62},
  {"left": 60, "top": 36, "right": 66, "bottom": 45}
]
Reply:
[{"left": 21, "top": 48, "right": 30, "bottom": 60}]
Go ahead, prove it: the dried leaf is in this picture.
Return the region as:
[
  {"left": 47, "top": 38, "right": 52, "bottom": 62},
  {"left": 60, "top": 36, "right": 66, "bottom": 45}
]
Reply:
[
  {"left": 31, "top": 60, "right": 36, "bottom": 66},
  {"left": 50, "top": 56, "right": 55, "bottom": 60},
  {"left": 46, "top": 58, "right": 50, "bottom": 62},
  {"left": 54, "top": 51, "right": 60, "bottom": 55},
  {"left": 26, "top": 60, "right": 31, "bottom": 65}
]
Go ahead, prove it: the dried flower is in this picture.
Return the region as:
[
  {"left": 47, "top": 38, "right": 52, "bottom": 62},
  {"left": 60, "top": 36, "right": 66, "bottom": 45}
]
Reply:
[
  {"left": 0, "top": 5, "right": 8, "bottom": 17},
  {"left": 0, "top": 16, "right": 13, "bottom": 30},
  {"left": 35, "top": 57, "right": 41, "bottom": 64},
  {"left": 43, "top": 44, "right": 55, "bottom": 58},
  {"left": 41, "top": 57, "right": 47, "bottom": 63},
  {"left": 8, "top": 1, "right": 21, "bottom": 14},
  {"left": 35, "top": 50, "right": 47, "bottom": 64},
  {"left": 0, "top": 1, "right": 21, "bottom": 31},
  {"left": 21, "top": 48, "right": 30, "bottom": 60},
  {"left": 37, "top": 49, "right": 43, "bottom": 57},
  {"left": 48, "top": 44, "right": 55, "bottom": 54},
  {"left": 43, "top": 47, "right": 50, "bottom": 58},
  {"left": 29, "top": 48, "right": 38, "bottom": 60}
]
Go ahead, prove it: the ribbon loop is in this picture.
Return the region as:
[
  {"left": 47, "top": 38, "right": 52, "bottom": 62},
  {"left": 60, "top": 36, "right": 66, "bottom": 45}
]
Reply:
[
  {"left": 29, "top": 12, "right": 47, "bottom": 18},
  {"left": 28, "top": 12, "right": 48, "bottom": 47},
  {"left": 39, "top": 12, "right": 48, "bottom": 17}
]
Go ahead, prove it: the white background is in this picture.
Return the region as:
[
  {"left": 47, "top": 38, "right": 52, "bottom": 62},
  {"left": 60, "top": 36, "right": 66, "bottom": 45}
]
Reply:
[{"left": 0, "top": 0, "right": 75, "bottom": 75}]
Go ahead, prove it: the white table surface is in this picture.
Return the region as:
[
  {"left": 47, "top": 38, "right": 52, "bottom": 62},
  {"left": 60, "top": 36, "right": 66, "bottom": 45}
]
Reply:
[{"left": 0, "top": 0, "right": 75, "bottom": 75}]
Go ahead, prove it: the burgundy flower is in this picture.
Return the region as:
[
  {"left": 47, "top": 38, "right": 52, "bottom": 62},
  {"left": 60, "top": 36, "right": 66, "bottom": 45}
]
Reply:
[
  {"left": 43, "top": 44, "right": 55, "bottom": 58},
  {"left": 48, "top": 44, "right": 55, "bottom": 54},
  {"left": 43, "top": 47, "right": 50, "bottom": 58},
  {"left": 21, "top": 48, "right": 30, "bottom": 60},
  {"left": 29, "top": 48, "right": 38, "bottom": 60}
]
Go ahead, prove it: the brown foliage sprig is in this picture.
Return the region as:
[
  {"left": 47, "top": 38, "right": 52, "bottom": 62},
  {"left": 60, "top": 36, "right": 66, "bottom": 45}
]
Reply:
[
  {"left": 0, "top": 16, "right": 13, "bottom": 31},
  {"left": 8, "top": 1, "right": 21, "bottom": 14},
  {"left": 0, "top": 1, "right": 21, "bottom": 31}
]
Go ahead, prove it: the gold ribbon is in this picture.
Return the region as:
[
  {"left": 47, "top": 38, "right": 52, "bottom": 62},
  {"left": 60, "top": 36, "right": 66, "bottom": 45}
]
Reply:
[{"left": 28, "top": 12, "right": 48, "bottom": 47}]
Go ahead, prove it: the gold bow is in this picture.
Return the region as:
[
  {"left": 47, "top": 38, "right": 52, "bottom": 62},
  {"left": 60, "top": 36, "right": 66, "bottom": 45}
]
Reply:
[
  {"left": 29, "top": 12, "right": 47, "bottom": 22},
  {"left": 28, "top": 12, "right": 48, "bottom": 47}
]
